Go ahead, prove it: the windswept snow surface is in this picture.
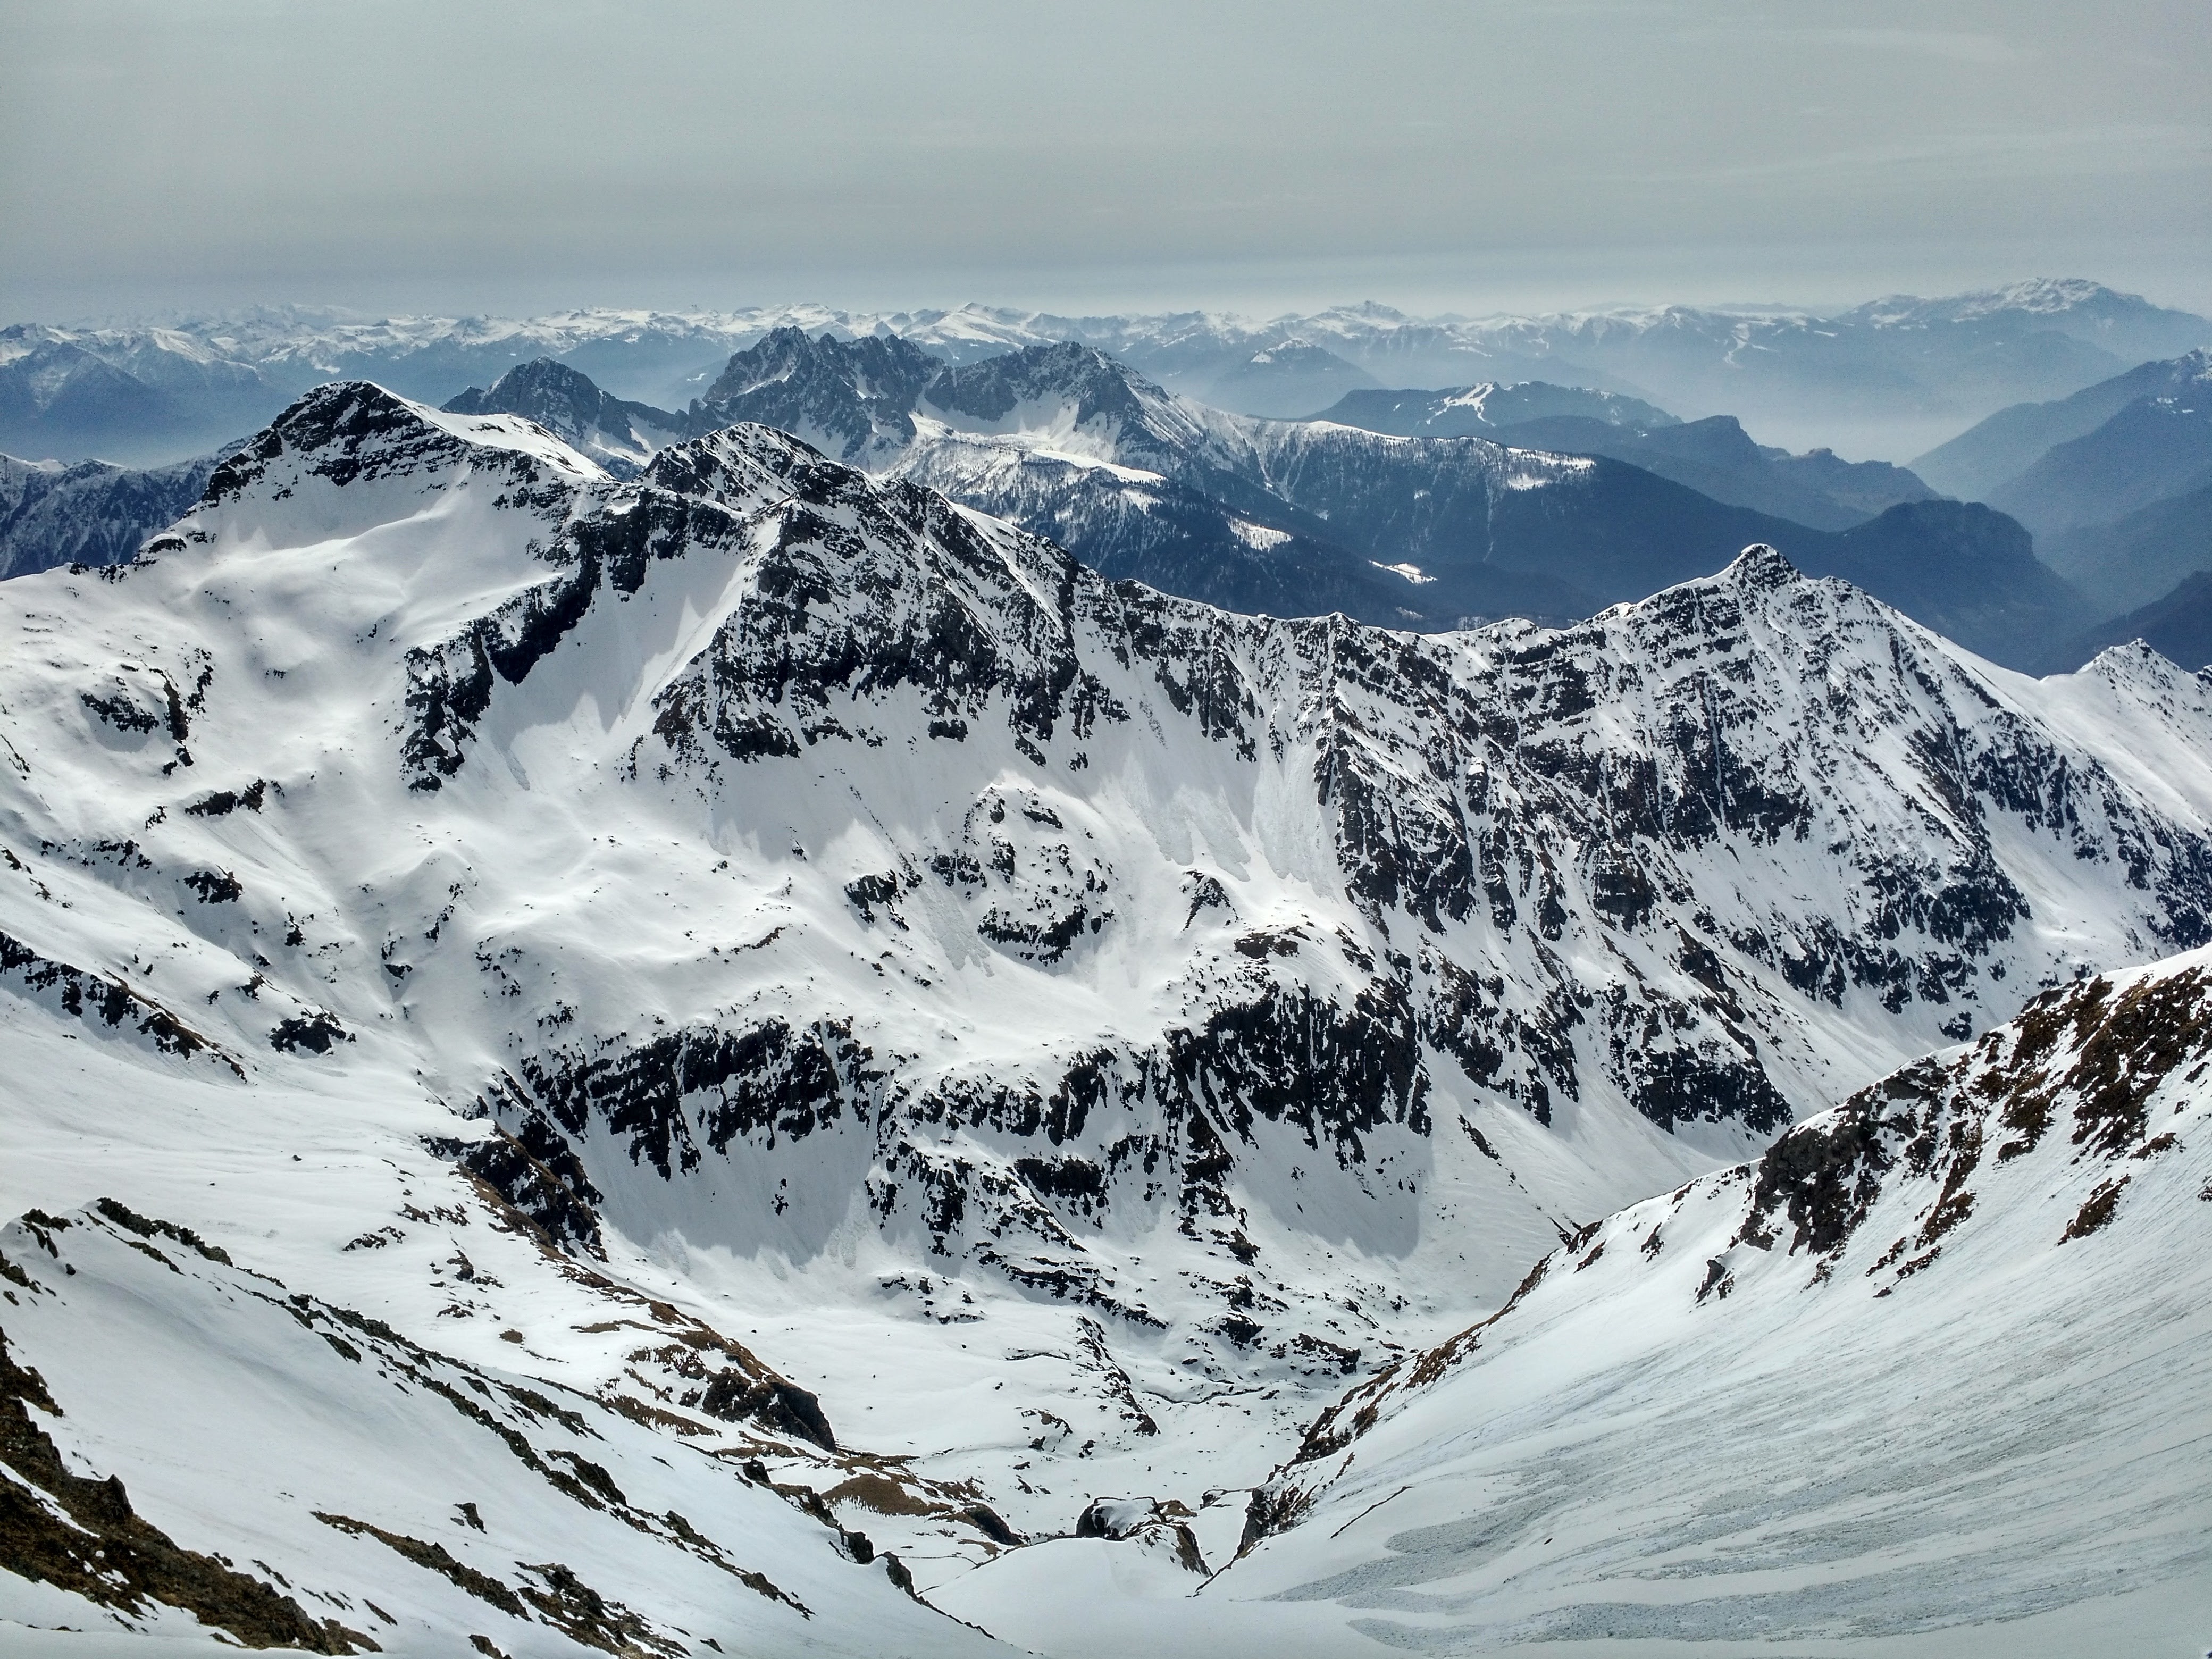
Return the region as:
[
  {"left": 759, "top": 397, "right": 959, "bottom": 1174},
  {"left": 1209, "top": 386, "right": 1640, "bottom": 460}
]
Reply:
[
  {"left": 937, "top": 952, "right": 2212, "bottom": 1654},
  {"left": 0, "top": 1191, "right": 1002, "bottom": 1658},
  {"left": 4, "top": 382, "right": 2211, "bottom": 1649}
]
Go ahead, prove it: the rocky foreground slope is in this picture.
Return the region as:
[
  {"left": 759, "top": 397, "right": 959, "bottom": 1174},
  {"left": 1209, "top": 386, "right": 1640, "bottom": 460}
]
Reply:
[{"left": 3, "top": 383, "right": 2210, "bottom": 1650}]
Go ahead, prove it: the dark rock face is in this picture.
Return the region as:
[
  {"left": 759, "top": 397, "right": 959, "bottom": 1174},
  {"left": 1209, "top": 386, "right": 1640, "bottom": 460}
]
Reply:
[
  {"left": 444, "top": 358, "right": 683, "bottom": 476},
  {"left": 1739, "top": 964, "right": 2212, "bottom": 1267},
  {"left": 108, "top": 385, "right": 2208, "bottom": 1370},
  {"left": 685, "top": 332, "right": 2080, "bottom": 665},
  {"left": 333, "top": 403, "right": 2212, "bottom": 1336},
  {"left": 699, "top": 1371, "right": 839, "bottom": 1453},
  {"left": 0, "top": 452, "right": 226, "bottom": 578},
  {"left": 269, "top": 1011, "right": 349, "bottom": 1053},
  {"left": 450, "top": 1116, "right": 608, "bottom": 1259},
  {"left": 520, "top": 1015, "right": 876, "bottom": 1179}
]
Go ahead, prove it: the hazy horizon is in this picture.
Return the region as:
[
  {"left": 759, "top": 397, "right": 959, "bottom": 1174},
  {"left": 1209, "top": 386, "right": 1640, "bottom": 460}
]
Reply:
[
  {"left": 15, "top": 259, "right": 2212, "bottom": 334},
  {"left": 7, "top": 1, "right": 2208, "bottom": 324}
]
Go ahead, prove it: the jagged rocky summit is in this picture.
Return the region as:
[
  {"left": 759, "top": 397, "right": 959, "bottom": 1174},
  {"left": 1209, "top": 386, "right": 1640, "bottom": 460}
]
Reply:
[
  {"left": 4, "top": 379, "right": 2212, "bottom": 1650},
  {"left": 443, "top": 357, "right": 685, "bottom": 477},
  {"left": 6, "top": 334, "right": 2084, "bottom": 671},
  {"left": 687, "top": 328, "right": 2085, "bottom": 667}
]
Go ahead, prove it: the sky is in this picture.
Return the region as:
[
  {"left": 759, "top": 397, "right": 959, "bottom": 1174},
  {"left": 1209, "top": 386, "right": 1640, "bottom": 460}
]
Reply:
[{"left": 4, "top": 0, "right": 2209, "bottom": 323}]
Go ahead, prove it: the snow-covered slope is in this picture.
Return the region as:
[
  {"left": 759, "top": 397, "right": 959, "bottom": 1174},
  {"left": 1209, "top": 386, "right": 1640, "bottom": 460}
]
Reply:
[
  {"left": 0, "top": 1198, "right": 1004, "bottom": 1657},
  {"left": 1309, "top": 382, "right": 1679, "bottom": 438},
  {"left": 933, "top": 946, "right": 2212, "bottom": 1653},
  {"left": 1139, "top": 946, "right": 2212, "bottom": 1654},
  {"left": 5, "top": 382, "right": 2212, "bottom": 1646}
]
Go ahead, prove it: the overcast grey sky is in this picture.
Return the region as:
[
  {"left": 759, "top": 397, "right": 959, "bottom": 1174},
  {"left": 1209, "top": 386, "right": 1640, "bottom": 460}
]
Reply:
[{"left": 5, "top": 0, "right": 2208, "bottom": 322}]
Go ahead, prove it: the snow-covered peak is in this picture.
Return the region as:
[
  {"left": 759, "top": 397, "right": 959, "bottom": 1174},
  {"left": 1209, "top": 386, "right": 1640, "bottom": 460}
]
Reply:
[
  {"left": 1434, "top": 380, "right": 1505, "bottom": 411},
  {"left": 1711, "top": 539, "right": 1799, "bottom": 594},
  {"left": 441, "top": 358, "right": 685, "bottom": 477},
  {"left": 921, "top": 341, "right": 1216, "bottom": 459},
  {"left": 9, "top": 382, "right": 2212, "bottom": 1645},
  {"left": 136, "top": 381, "right": 610, "bottom": 635},
  {"left": 0, "top": 322, "right": 67, "bottom": 368},
  {"left": 639, "top": 420, "right": 841, "bottom": 512},
  {"left": 1857, "top": 276, "right": 2137, "bottom": 328},
  {"left": 199, "top": 378, "right": 606, "bottom": 498},
  {"left": 2078, "top": 634, "right": 2200, "bottom": 686}
]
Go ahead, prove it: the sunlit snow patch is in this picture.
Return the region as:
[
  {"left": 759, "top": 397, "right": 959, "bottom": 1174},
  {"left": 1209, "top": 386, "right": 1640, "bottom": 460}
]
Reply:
[{"left": 1230, "top": 521, "right": 1292, "bottom": 550}]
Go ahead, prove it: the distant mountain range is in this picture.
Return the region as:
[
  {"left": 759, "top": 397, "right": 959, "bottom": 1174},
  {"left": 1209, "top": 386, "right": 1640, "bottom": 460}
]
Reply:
[
  {"left": 682, "top": 328, "right": 2081, "bottom": 668},
  {"left": 1202, "top": 340, "right": 1381, "bottom": 418},
  {"left": 36, "top": 288, "right": 2212, "bottom": 677},
  {"left": 1011, "top": 279, "right": 2211, "bottom": 454},
  {"left": 6, "top": 278, "right": 2204, "bottom": 467},
  {"left": 2, "top": 335, "right": 2090, "bottom": 673},
  {"left": 1316, "top": 388, "right": 1938, "bottom": 532},
  {"left": 1909, "top": 351, "right": 2212, "bottom": 650},
  {"left": 0, "top": 326, "right": 286, "bottom": 465},
  {"left": 2044, "top": 479, "right": 2212, "bottom": 627},
  {"left": 1912, "top": 349, "right": 2212, "bottom": 501},
  {"left": 1988, "top": 358, "right": 2212, "bottom": 536}
]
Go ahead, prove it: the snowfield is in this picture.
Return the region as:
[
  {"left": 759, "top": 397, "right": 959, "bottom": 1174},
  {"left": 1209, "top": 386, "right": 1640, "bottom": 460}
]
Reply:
[
  {"left": 940, "top": 950, "right": 2212, "bottom": 1654},
  {"left": 2, "top": 383, "right": 2208, "bottom": 1653}
]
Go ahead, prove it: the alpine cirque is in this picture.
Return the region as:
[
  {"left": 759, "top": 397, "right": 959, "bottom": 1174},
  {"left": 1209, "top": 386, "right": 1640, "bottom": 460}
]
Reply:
[{"left": 3, "top": 383, "right": 2209, "bottom": 1654}]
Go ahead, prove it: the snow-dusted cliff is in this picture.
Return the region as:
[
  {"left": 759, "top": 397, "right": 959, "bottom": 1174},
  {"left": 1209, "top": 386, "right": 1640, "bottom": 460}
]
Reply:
[
  {"left": 4, "top": 382, "right": 2210, "bottom": 1650},
  {"left": 693, "top": 330, "right": 2087, "bottom": 664},
  {"left": 1111, "top": 947, "right": 2212, "bottom": 1655}
]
